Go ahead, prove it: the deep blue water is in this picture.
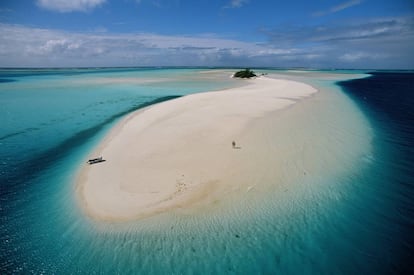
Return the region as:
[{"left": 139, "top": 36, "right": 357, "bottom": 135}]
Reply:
[
  {"left": 0, "top": 69, "right": 413, "bottom": 274},
  {"left": 338, "top": 72, "right": 414, "bottom": 274}
]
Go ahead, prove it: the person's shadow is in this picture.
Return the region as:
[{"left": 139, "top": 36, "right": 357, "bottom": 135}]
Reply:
[{"left": 232, "top": 141, "right": 242, "bottom": 149}]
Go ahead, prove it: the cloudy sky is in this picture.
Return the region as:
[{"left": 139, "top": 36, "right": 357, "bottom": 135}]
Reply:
[{"left": 0, "top": 0, "right": 413, "bottom": 68}]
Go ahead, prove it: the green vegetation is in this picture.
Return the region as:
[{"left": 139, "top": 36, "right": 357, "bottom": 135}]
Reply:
[{"left": 233, "top": 68, "right": 257, "bottom": 78}]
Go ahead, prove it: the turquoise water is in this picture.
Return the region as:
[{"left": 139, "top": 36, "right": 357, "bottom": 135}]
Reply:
[{"left": 1, "top": 68, "right": 413, "bottom": 274}]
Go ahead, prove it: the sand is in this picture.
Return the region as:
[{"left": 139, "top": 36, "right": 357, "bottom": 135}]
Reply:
[{"left": 76, "top": 77, "right": 320, "bottom": 221}]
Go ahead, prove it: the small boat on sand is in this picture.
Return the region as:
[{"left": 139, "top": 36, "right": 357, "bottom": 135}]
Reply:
[{"left": 87, "top": 157, "right": 105, "bottom": 165}]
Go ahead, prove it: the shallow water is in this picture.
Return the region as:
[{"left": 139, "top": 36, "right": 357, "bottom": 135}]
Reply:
[{"left": 1, "top": 68, "right": 413, "bottom": 274}]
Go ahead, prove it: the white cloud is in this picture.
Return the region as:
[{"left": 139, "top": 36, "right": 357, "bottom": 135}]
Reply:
[
  {"left": 313, "top": 0, "right": 363, "bottom": 17},
  {"left": 340, "top": 52, "right": 369, "bottom": 62},
  {"left": 226, "top": 0, "right": 249, "bottom": 9},
  {"left": 0, "top": 24, "right": 283, "bottom": 67},
  {"left": 36, "top": 0, "right": 106, "bottom": 13},
  {"left": 261, "top": 16, "right": 414, "bottom": 68},
  {"left": 332, "top": 0, "right": 363, "bottom": 13},
  {"left": 39, "top": 39, "right": 81, "bottom": 54},
  {"left": 0, "top": 17, "right": 412, "bottom": 69}
]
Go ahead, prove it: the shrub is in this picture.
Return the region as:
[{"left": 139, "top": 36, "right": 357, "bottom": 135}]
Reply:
[{"left": 234, "top": 68, "right": 257, "bottom": 78}]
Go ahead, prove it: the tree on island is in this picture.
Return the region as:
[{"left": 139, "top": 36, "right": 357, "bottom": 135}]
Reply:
[{"left": 233, "top": 68, "right": 257, "bottom": 78}]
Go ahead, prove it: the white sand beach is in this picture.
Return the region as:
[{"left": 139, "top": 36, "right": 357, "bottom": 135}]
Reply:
[
  {"left": 76, "top": 75, "right": 371, "bottom": 221},
  {"left": 76, "top": 77, "right": 317, "bottom": 220}
]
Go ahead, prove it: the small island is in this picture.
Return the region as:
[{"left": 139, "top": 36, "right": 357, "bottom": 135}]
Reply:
[{"left": 233, "top": 68, "right": 257, "bottom": 78}]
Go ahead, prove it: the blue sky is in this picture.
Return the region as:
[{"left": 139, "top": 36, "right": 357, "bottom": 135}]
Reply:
[{"left": 0, "top": 0, "right": 413, "bottom": 68}]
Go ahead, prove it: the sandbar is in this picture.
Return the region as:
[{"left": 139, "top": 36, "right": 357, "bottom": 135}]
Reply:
[{"left": 76, "top": 77, "right": 319, "bottom": 221}]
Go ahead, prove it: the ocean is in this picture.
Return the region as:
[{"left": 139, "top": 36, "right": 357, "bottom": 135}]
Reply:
[{"left": 0, "top": 68, "right": 413, "bottom": 274}]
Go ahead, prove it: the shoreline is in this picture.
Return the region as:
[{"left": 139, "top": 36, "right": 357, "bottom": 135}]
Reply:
[{"left": 75, "top": 76, "right": 319, "bottom": 221}]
